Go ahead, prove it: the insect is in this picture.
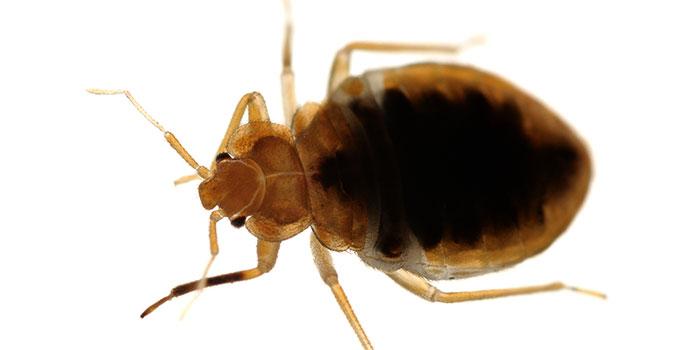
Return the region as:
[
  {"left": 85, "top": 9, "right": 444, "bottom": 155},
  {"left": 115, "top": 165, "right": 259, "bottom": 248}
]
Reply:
[{"left": 89, "top": 3, "right": 604, "bottom": 349}]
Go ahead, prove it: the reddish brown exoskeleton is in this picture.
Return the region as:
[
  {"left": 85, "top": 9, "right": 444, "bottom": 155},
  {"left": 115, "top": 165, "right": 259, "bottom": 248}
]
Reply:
[{"left": 88, "top": 2, "right": 604, "bottom": 349}]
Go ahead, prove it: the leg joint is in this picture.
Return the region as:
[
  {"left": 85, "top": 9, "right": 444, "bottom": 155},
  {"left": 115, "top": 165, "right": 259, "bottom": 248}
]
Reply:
[
  {"left": 322, "top": 274, "right": 339, "bottom": 287},
  {"left": 425, "top": 286, "right": 439, "bottom": 302},
  {"left": 257, "top": 258, "right": 276, "bottom": 273},
  {"left": 210, "top": 210, "right": 225, "bottom": 222}
]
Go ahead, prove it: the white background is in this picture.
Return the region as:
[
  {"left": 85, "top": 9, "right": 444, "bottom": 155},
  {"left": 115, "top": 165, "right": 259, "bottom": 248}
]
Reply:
[{"left": 1, "top": 0, "right": 678, "bottom": 349}]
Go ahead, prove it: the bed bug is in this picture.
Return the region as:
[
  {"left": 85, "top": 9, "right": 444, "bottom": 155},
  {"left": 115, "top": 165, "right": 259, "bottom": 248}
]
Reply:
[{"left": 88, "top": 3, "right": 604, "bottom": 349}]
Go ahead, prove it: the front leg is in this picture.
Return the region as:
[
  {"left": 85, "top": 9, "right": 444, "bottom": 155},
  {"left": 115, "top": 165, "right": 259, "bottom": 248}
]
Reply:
[
  {"left": 174, "top": 91, "right": 272, "bottom": 185},
  {"left": 141, "top": 239, "right": 280, "bottom": 318}
]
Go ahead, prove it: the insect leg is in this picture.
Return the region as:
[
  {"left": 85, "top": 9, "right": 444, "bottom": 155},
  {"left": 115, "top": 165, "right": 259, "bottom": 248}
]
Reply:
[
  {"left": 141, "top": 239, "right": 280, "bottom": 318},
  {"left": 195, "top": 210, "right": 227, "bottom": 289},
  {"left": 178, "top": 209, "right": 226, "bottom": 317},
  {"left": 173, "top": 91, "right": 272, "bottom": 185},
  {"left": 281, "top": 0, "right": 297, "bottom": 127},
  {"left": 326, "top": 37, "right": 484, "bottom": 95},
  {"left": 310, "top": 235, "right": 373, "bottom": 350},
  {"left": 386, "top": 269, "right": 606, "bottom": 303}
]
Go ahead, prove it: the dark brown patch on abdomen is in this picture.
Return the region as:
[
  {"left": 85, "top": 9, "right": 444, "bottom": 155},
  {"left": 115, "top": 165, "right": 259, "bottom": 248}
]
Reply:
[
  {"left": 377, "top": 87, "right": 580, "bottom": 250},
  {"left": 324, "top": 66, "right": 586, "bottom": 259},
  {"left": 308, "top": 63, "right": 588, "bottom": 267}
]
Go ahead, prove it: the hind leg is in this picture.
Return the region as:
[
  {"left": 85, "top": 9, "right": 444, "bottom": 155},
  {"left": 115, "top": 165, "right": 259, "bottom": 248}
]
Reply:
[
  {"left": 326, "top": 37, "right": 483, "bottom": 95},
  {"left": 386, "top": 269, "right": 606, "bottom": 303}
]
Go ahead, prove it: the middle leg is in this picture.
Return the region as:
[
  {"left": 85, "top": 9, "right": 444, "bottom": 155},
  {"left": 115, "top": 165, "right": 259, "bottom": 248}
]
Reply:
[
  {"left": 310, "top": 235, "right": 373, "bottom": 350},
  {"left": 281, "top": 0, "right": 297, "bottom": 127}
]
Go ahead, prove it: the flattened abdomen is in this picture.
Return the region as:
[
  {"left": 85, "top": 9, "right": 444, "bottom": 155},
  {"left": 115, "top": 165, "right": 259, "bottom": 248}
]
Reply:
[
  {"left": 354, "top": 64, "right": 591, "bottom": 279},
  {"left": 302, "top": 63, "right": 591, "bottom": 279}
]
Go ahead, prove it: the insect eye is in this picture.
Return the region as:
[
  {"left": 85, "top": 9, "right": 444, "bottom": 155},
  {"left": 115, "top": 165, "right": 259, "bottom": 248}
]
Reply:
[
  {"left": 230, "top": 216, "right": 246, "bottom": 228},
  {"left": 215, "top": 152, "right": 233, "bottom": 162}
]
